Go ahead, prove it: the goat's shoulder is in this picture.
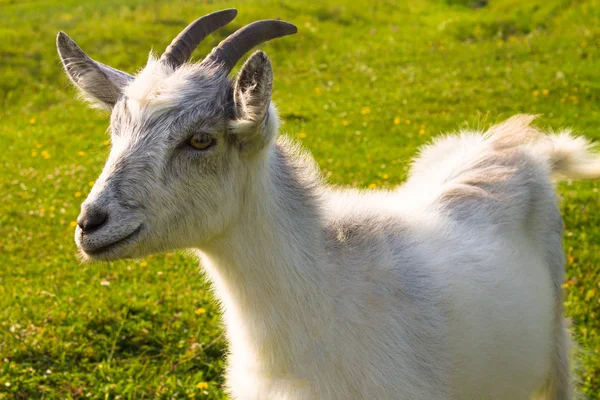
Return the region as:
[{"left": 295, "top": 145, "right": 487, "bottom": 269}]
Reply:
[{"left": 322, "top": 190, "right": 439, "bottom": 284}]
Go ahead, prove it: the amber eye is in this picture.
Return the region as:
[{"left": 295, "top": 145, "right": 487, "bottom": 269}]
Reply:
[{"left": 188, "top": 133, "right": 215, "bottom": 150}]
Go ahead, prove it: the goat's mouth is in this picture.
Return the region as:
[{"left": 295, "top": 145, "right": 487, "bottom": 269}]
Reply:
[{"left": 81, "top": 225, "right": 143, "bottom": 258}]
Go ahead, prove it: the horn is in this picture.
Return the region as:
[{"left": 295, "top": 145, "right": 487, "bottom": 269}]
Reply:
[
  {"left": 160, "top": 9, "right": 238, "bottom": 68},
  {"left": 202, "top": 19, "right": 297, "bottom": 72}
]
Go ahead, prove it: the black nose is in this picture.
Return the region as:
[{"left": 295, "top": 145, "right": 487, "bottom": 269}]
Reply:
[{"left": 77, "top": 207, "right": 109, "bottom": 234}]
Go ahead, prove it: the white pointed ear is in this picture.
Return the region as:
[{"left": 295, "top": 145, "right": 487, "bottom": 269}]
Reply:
[
  {"left": 230, "top": 51, "right": 277, "bottom": 150},
  {"left": 56, "top": 31, "right": 133, "bottom": 109}
]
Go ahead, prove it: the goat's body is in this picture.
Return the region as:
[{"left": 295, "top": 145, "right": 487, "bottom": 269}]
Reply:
[
  {"left": 322, "top": 195, "right": 556, "bottom": 400},
  {"left": 60, "top": 15, "right": 595, "bottom": 400},
  {"left": 198, "top": 116, "right": 586, "bottom": 399}
]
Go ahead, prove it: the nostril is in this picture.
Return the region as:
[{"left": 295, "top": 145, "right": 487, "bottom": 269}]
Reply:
[{"left": 77, "top": 207, "right": 109, "bottom": 234}]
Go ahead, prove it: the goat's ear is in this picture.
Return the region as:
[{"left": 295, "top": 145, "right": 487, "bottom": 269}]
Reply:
[
  {"left": 230, "top": 51, "right": 276, "bottom": 150},
  {"left": 56, "top": 32, "right": 133, "bottom": 110}
]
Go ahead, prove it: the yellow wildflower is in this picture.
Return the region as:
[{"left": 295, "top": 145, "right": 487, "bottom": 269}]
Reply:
[
  {"left": 586, "top": 289, "right": 596, "bottom": 301},
  {"left": 342, "top": 120, "right": 349, "bottom": 126},
  {"left": 74, "top": 192, "right": 81, "bottom": 198},
  {"left": 368, "top": 183, "right": 377, "bottom": 189},
  {"left": 196, "top": 382, "right": 209, "bottom": 390},
  {"left": 542, "top": 89, "right": 549, "bottom": 95},
  {"left": 139, "top": 261, "right": 148, "bottom": 267},
  {"left": 393, "top": 117, "right": 400, "bottom": 125},
  {"left": 29, "top": 118, "right": 36, "bottom": 124},
  {"left": 70, "top": 221, "right": 78, "bottom": 228},
  {"left": 298, "top": 132, "right": 307, "bottom": 139},
  {"left": 195, "top": 308, "right": 206, "bottom": 315},
  {"left": 361, "top": 107, "right": 371, "bottom": 115}
]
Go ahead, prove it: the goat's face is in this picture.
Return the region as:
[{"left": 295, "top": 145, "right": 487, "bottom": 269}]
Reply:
[{"left": 56, "top": 13, "right": 295, "bottom": 261}]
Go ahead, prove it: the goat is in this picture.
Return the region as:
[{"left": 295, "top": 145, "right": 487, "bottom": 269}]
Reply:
[{"left": 57, "top": 9, "right": 600, "bottom": 399}]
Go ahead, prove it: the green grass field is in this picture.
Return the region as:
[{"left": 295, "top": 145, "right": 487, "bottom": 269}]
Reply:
[{"left": 1, "top": 0, "right": 600, "bottom": 398}]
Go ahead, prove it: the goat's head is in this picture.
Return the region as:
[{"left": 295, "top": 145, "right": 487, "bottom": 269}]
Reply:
[{"left": 57, "top": 9, "right": 296, "bottom": 261}]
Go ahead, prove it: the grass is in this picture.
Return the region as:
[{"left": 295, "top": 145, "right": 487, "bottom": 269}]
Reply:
[{"left": 1, "top": 0, "right": 600, "bottom": 398}]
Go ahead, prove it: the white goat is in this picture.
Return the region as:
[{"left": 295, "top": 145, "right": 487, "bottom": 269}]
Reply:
[{"left": 57, "top": 9, "right": 600, "bottom": 400}]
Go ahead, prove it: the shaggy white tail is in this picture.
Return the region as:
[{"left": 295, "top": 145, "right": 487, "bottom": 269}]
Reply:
[
  {"left": 489, "top": 114, "right": 600, "bottom": 180},
  {"left": 544, "top": 132, "right": 600, "bottom": 179}
]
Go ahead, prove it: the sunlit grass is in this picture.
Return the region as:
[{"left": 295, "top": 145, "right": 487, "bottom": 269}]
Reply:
[{"left": 1, "top": 0, "right": 600, "bottom": 398}]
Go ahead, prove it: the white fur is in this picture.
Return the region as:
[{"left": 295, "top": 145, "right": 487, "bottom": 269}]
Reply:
[
  {"left": 190, "top": 116, "right": 590, "bottom": 399},
  {"left": 59, "top": 31, "right": 597, "bottom": 399}
]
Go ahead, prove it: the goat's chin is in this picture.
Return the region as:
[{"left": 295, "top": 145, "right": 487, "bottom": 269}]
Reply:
[
  {"left": 76, "top": 240, "right": 148, "bottom": 262},
  {"left": 75, "top": 223, "right": 148, "bottom": 262},
  {"left": 77, "top": 241, "right": 169, "bottom": 263}
]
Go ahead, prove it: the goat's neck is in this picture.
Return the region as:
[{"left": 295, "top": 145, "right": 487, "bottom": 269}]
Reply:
[{"left": 197, "top": 142, "right": 331, "bottom": 370}]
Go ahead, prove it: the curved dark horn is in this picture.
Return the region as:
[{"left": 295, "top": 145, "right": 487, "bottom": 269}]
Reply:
[
  {"left": 160, "top": 9, "right": 238, "bottom": 68},
  {"left": 202, "top": 20, "right": 297, "bottom": 72}
]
